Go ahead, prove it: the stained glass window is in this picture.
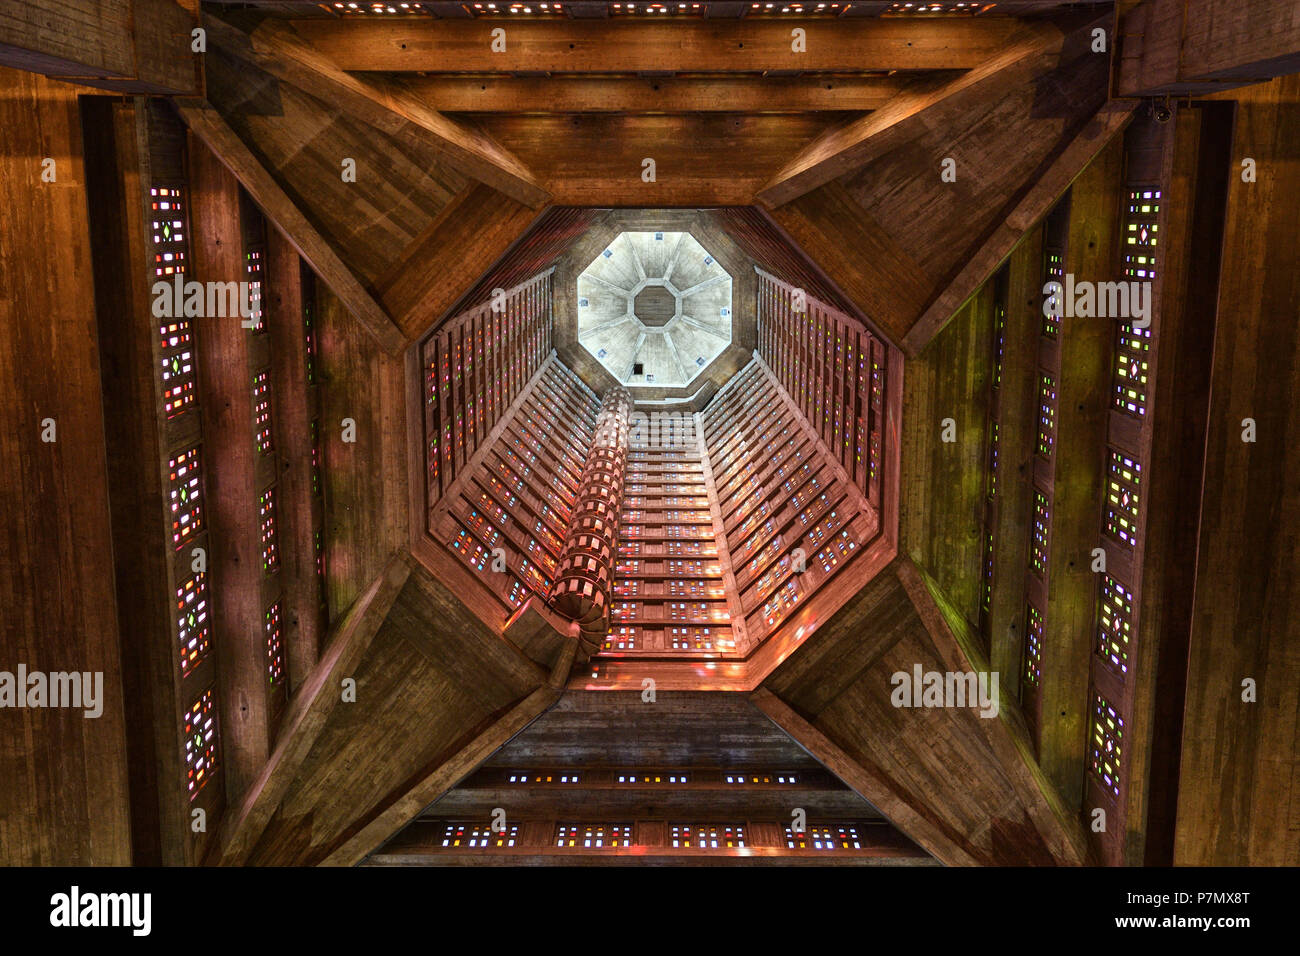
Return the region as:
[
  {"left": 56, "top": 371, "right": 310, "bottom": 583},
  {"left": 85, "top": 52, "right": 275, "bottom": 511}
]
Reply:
[
  {"left": 992, "top": 301, "right": 1006, "bottom": 389},
  {"left": 259, "top": 487, "right": 279, "bottom": 573},
  {"left": 517, "top": 558, "right": 549, "bottom": 594},
  {"left": 1090, "top": 691, "right": 1125, "bottom": 797},
  {"left": 815, "top": 529, "right": 857, "bottom": 573},
  {"left": 1096, "top": 574, "right": 1134, "bottom": 675},
  {"left": 785, "top": 824, "right": 863, "bottom": 850},
  {"left": 725, "top": 773, "right": 798, "bottom": 785},
  {"left": 303, "top": 291, "right": 316, "bottom": 386},
  {"left": 603, "top": 626, "right": 638, "bottom": 651},
  {"left": 1036, "top": 372, "right": 1058, "bottom": 458},
  {"left": 555, "top": 824, "right": 634, "bottom": 848},
  {"left": 153, "top": 184, "right": 196, "bottom": 416},
  {"left": 265, "top": 602, "right": 283, "bottom": 686},
  {"left": 150, "top": 186, "right": 187, "bottom": 278},
  {"left": 311, "top": 419, "right": 322, "bottom": 497},
  {"left": 450, "top": 527, "right": 489, "bottom": 571},
  {"left": 1042, "top": 249, "right": 1064, "bottom": 338},
  {"left": 506, "top": 772, "right": 581, "bottom": 784},
  {"left": 1023, "top": 603, "right": 1043, "bottom": 687},
  {"left": 987, "top": 419, "right": 1000, "bottom": 500},
  {"left": 175, "top": 571, "right": 210, "bottom": 676},
  {"left": 616, "top": 772, "right": 689, "bottom": 784},
  {"left": 1030, "top": 491, "right": 1050, "bottom": 577},
  {"left": 168, "top": 446, "right": 204, "bottom": 549},
  {"left": 1113, "top": 323, "right": 1153, "bottom": 417},
  {"left": 159, "top": 316, "right": 196, "bottom": 419},
  {"left": 1103, "top": 450, "right": 1142, "bottom": 548},
  {"left": 981, "top": 530, "right": 994, "bottom": 612},
  {"left": 1122, "top": 189, "right": 1161, "bottom": 280},
  {"left": 671, "top": 825, "right": 746, "bottom": 849},
  {"left": 245, "top": 250, "right": 265, "bottom": 333},
  {"left": 885, "top": 1, "right": 988, "bottom": 11},
  {"left": 761, "top": 578, "right": 799, "bottom": 627},
  {"left": 670, "top": 627, "right": 713, "bottom": 650},
  {"left": 440, "top": 824, "right": 518, "bottom": 848},
  {"left": 184, "top": 687, "right": 219, "bottom": 800},
  {"left": 253, "top": 370, "right": 273, "bottom": 454}
]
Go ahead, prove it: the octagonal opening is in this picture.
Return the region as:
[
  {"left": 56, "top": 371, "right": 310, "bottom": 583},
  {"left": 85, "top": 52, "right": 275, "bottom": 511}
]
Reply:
[
  {"left": 577, "top": 231, "right": 733, "bottom": 390},
  {"left": 633, "top": 285, "right": 676, "bottom": 327}
]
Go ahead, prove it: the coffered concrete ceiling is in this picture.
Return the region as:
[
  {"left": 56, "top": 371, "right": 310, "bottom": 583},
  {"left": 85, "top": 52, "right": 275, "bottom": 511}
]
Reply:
[{"left": 577, "top": 231, "right": 733, "bottom": 390}]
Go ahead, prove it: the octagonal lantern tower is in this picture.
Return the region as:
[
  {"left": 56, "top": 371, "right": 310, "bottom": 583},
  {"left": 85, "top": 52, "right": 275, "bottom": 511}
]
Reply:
[{"left": 576, "top": 231, "right": 733, "bottom": 389}]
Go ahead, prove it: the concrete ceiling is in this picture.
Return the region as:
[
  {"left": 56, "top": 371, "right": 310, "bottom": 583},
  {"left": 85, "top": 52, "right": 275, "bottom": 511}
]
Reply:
[{"left": 576, "top": 231, "right": 733, "bottom": 390}]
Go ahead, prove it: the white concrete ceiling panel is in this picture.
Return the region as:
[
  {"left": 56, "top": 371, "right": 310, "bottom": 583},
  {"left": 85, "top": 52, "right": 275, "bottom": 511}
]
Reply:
[{"left": 577, "top": 231, "right": 733, "bottom": 390}]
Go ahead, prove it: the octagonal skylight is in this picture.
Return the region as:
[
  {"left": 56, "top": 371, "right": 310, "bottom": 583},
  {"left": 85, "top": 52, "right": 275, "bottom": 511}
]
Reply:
[{"left": 577, "top": 231, "right": 733, "bottom": 389}]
